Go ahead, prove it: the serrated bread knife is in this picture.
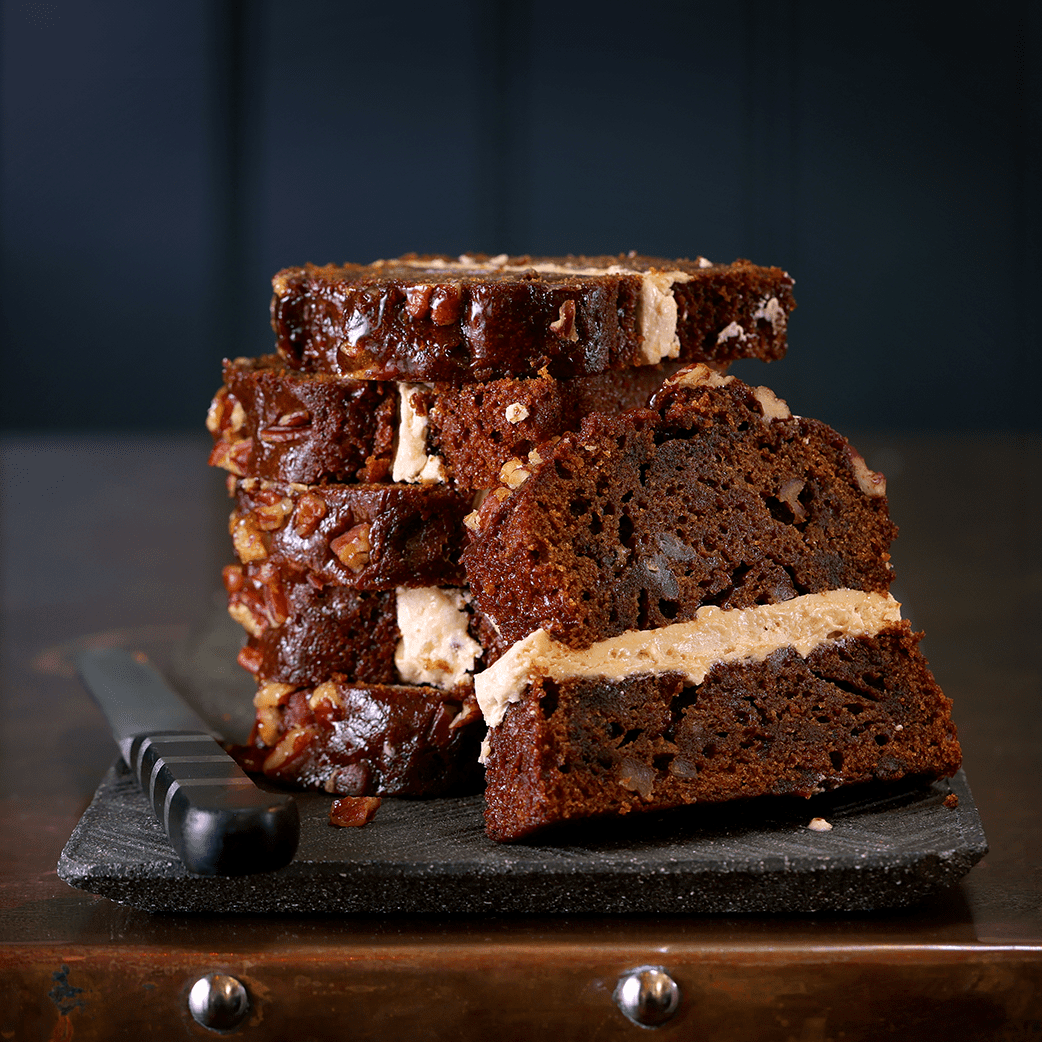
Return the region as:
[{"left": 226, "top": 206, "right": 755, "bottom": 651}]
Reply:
[{"left": 76, "top": 647, "right": 299, "bottom": 876}]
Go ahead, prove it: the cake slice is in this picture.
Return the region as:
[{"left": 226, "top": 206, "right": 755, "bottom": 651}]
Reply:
[
  {"left": 464, "top": 364, "right": 961, "bottom": 840},
  {"left": 271, "top": 253, "right": 795, "bottom": 382},
  {"left": 226, "top": 562, "right": 489, "bottom": 690},
  {"left": 464, "top": 364, "right": 896, "bottom": 649},
  {"left": 227, "top": 477, "right": 469, "bottom": 590},
  {"left": 207, "top": 354, "right": 680, "bottom": 490},
  {"left": 233, "top": 676, "right": 484, "bottom": 797}
]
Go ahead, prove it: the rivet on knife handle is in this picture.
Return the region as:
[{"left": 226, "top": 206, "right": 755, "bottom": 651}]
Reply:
[{"left": 76, "top": 648, "right": 299, "bottom": 876}]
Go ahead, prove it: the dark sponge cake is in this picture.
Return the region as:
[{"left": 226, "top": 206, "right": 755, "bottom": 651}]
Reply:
[
  {"left": 482, "top": 625, "right": 961, "bottom": 841},
  {"left": 227, "top": 477, "right": 469, "bottom": 590},
  {"left": 233, "top": 676, "right": 484, "bottom": 797},
  {"left": 464, "top": 364, "right": 897, "bottom": 650},
  {"left": 207, "top": 354, "right": 680, "bottom": 490},
  {"left": 270, "top": 253, "right": 795, "bottom": 382},
  {"left": 207, "top": 355, "right": 399, "bottom": 485},
  {"left": 225, "top": 563, "right": 401, "bottom": 685}
]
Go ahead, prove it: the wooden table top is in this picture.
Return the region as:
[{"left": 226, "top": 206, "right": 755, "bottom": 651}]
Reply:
[{"left": 1, "top": 432, "right": 1039, "bottom": 1040}]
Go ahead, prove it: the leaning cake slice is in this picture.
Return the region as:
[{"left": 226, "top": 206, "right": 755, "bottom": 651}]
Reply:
[{"left": 463, "top": 364, "right": 961, "bottom": 840}]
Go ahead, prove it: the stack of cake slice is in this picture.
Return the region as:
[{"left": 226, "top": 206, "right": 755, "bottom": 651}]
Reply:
[
  {"left": 206, "top": 253, "right": 795, "bottom": 804},
  {"left": 207, "top": 250, "right": 960, "bottom": 842}
]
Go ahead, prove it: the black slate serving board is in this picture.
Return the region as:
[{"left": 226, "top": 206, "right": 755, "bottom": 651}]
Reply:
[
  {"left": 58, "top": 763, "right": 986, "bottom": 915},
  {"left": 57, "top": 608, "right": 988, "bottom": 915}
]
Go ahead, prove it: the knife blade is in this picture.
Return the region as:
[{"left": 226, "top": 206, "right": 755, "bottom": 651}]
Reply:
[{"left": 76, "top": 647, "right": 299, "bottom": 876}]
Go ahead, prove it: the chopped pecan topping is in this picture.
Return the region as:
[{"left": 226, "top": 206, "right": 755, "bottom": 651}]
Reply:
[
  {"left": 263, "top": 725, "right": 314, "bottom": 772},
  {"left": 329, "top": 796, "right": 382, "bottom": 828},
  {"left": 499, "top": 458, "right": 531, "bottom": 488},
  {"left": 236, "top": 644, "right": 263, "bottom": 674},
  {"left": 252, "top": 495, "right": 295, "bottom": 531},
  {"left": 227, "top": 599, "right": 266, "bottom": 639},
  {"left": 205, "top": 387, "right": 229, "bottom": 435},
  {"left": 293, "top": 492, "right": 328, "bottom": 537},
  {"left": 221, "top": 563, "right": 245, "bottom": 593},
  {"left": 549, "top": 298, "right": 579, "bottom": 341},
  {"left": 208, "top": 437, "right": 253, "bottom": 477},
  {"left": 228, "top": 399, "right": 246, "bottom": 433},
  {"left": 255, "top": 562, "right": 289, "bottom": 627},
  {"left": 330, "top": 523, "right": 372, "bottom": 572},
  {"left": 429, "top": 284, "right": 463, "bottom": 325},
  {"left": 259, "top": 409, "right": 312, "bottom": 442},
  {"left": 307, "top": 679, "right": 341, "bottom": 712},
  {"left": 403, "top": 284, "right": 433, "bottom": 318},
  {"left": 254, "top": 680, "right": 296, "bottom": 708},
  {"left": 230, "top": 514, "right": 269, "bottom": 562}
]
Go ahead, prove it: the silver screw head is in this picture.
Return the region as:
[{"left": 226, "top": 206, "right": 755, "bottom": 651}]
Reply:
[
  {"left": 188, "top": 973, "right": 250, "bottom": 1032},
  {"left": 614, "top": 965, "right": 681, "bottom": 1028}
]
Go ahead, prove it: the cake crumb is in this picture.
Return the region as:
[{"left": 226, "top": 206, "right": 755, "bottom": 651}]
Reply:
[
  {"left": 943, "top": 793, "right": 959, "bottom": 810},
  {"left": 330, "top": 796, "right": 382, "bottom": 827},
  {"left": 505, "top": 402, "right": 529, "bottom": 423},
  {"left": 807, "top": 817, "right": 833, "bottom": 832}
]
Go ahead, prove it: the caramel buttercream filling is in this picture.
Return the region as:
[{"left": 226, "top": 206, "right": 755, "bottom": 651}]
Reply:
[{"left": 475, "top": 590, "right": 902, "bottom": 740}]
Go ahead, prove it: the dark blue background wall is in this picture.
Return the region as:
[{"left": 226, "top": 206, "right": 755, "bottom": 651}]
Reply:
[{"left": 2, "top": 0, "right": 1039, "bottom": 432}]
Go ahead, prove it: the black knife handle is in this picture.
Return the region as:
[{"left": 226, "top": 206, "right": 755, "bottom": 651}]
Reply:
[{"left": 129, "top": 731, "right": 300, "bottom": 876}]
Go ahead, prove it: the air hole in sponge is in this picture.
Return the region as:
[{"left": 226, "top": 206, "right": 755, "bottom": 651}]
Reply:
[
  {"left": 619, "top": 728, "right": 643, "bottom": 747},
  {"left": 570, "top": 497, "right": 590, "bottom": 516},
  {"left": 653, "top": 753, "right": 673, "bottom": 773},
  {"left": 659, "top": 599, "right": 679, "bottom": 619},
  {"left": 667, "top": 687, "right": 699, "bottom": 741},
  {"left": 875, "top": 734, "right": 890, "bottom": 746},
  {"left": 829, "top": 751, "right": 844, "bottom": 771},
  {"left": 606, "top": 721, "right": 623, "bottom": 739},
  {"left": 539, "top": 679, "right": 559, "bottom": 718},
  {"left": 618, "top": 513, "right": 635, "bottom": 548}
]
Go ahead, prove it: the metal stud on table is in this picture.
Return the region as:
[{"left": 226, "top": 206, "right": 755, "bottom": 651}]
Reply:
[
  {"left": 614, "top": 965, "right": 681, "bottom": 1028},
  {"left": 188, "top": 973, "right": 250, "bottom": 1032}
]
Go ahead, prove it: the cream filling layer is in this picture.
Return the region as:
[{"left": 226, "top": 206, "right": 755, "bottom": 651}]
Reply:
[
  {"left": 395, "top": 586, "right": 482, "bottom": 690},
  {"left": 392, "top": 383, "right": 447, "bottom": 484},
  {"left": 475, "top": 590, "right": 901, "bottom": 735}
]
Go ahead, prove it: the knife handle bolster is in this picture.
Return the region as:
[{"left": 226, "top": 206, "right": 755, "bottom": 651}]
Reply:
[{"left": 130, "top": 733, "right": 300, "bottom": 876}]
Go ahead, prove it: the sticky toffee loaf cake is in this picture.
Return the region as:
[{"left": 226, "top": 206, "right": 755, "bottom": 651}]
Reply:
[
  {"left": 208, "top": 250, "right": 795, "bottom": 800},
  {"left": 208, "top": 354, "right": 682, "bottom": 491},
  {"left": 270, "top": 253, "right": 795, "bottom": 382},
  {"left": 235, "top": 676, "right": 484, "bottom": 797},
  {"left": 465, "top": 364, "right": 961, "bottom": 840},
  {"left": 207, "top": 249, "right": 960, "bottom": 839}
]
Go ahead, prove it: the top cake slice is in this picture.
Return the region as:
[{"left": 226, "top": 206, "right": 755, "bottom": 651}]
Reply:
[{"left": 271, "top": 253, "right": 795, "bottom": 382}]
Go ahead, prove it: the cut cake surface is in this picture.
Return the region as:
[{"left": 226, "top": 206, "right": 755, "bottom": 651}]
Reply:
[{"left": 464, "top": 364, "right": 897, "bottom": 650}]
